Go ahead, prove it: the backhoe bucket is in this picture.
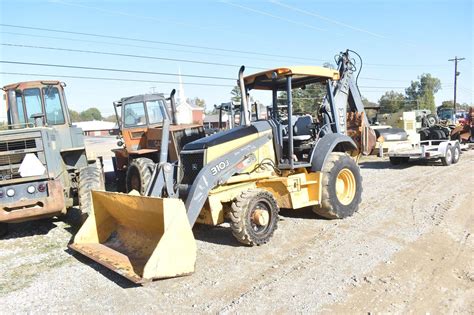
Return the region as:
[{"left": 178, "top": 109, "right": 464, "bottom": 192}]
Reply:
[{"left": 69, "top": 191, "right": 196, "bottom": 284}]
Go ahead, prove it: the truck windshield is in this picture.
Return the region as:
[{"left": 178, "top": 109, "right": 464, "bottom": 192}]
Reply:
[
  {"left": 123, "top": 102, "right": 146, "bottom": 127},
  {"left": 146, "top": 99, "right": 166, "bottom": 125},
  {"left": 43, "top": 87, "right": 65, "bottom": 125}
]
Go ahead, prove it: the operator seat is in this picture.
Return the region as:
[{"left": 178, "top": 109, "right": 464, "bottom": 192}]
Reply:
[{"left": 283, "top": 115, "right": 313, "bottom": 141}]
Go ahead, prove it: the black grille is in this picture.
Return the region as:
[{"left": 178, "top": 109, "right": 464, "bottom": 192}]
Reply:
[
  {"left": 0, "top": 139, "right": 36, "bottom": 152},
  {"left": 174, "top": 127, "right": 205, "bottom": 153},
  {"left": 181, "top": 152, "right": 204, "bottom": 185}
]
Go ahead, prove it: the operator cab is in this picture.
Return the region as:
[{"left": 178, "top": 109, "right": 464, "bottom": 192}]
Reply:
[
  {"left": 3, "top": 81, "right": 70, "bottom": 129},
  {"left": 115, "top": 94, "right": 170, "bottom": 129},
  {"left": 242, "top": 66, "right": 341, "bottom": 167}
]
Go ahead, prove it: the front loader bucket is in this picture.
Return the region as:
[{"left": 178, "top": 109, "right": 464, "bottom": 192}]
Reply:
[{"left": 69, "top": 191, "right": 196, "bottom": 284}]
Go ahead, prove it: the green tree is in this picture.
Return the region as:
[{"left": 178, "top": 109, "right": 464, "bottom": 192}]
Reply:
[
  {"left": 277, "top": 83, "right": 326, "bottom": 115},
  {"left": 379, "top": 91, "right": 406, "bottom": 113},
  {"left": 405, "top": 74, "right": 441, "bottom": 112},
  {"left": 104, "top": 114, "right": 118, "bottom": 122},
  {"left": 231, "top": 86, "right": 241, "bottom": 103},
  {"left": 187, "top": 97, "right": 206, "bottom": 108},
  {"left": 69, "top": 109, "right": 81, "bottom": 122},
  {"left": 80, "top": 107, "right": 102, "bottom": 121}
]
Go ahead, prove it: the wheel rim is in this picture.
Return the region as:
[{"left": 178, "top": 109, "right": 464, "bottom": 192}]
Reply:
[
  {"left": 250, "top": 202, "right": 271, "bottom": 234},
  {"left": 335, "top": 168, "right": 356, "bottom": 205},
  {"left": 446, "top": 148, "right": 452, "bottom": 162},
  {"left": 454, "top": 147, "right": 460, "bottom": 161}
]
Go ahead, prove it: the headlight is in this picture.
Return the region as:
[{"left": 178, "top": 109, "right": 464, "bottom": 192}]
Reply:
[
  {"left": 6, "top": 188, "right": 15, "bottom": 197},
  {"left": 27, "top": 185, "right": 36, "bottom": 194}
]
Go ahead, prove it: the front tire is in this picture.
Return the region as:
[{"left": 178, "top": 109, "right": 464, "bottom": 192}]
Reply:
[
  {"left": 312, "top": 152, "right": 362, "bottom": 219},
  {"left": 78, "top": 161, "right": 105, "bottom": 215},
  {"left": 125, "top": 157, "right": 155, "bottom": 195},
  {"left": 230, "top": 189, "right": 279, "bottom": 246}
]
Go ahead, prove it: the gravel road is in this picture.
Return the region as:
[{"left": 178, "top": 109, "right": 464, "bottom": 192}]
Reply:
[{"left": 1, "top": 145, "right": 472, "bottom": 313}]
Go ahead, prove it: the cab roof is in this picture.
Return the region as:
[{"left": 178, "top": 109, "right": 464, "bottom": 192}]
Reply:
[
  {"left": 243, "top": 66, "right": 340, "bottom": 90},
  {"left": 2, "top": 80, "right": 64, "bottom": 91}
]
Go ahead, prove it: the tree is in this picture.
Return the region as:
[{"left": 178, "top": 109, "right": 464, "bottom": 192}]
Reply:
[
  {"left": 69, "top": 109, "right": 81, "bottom": 122},
  {"left": 104, "top": 114, "right": 118, "bottom": 122},
  {"left": 231, "top": 86, "right": 241, "bottom": 103},
  {"left": 187, "top": 97, "right": 206, "bottom": 108},
  {"left": 277, "top": 83, "right": 326, "bottom": 115},
  {"left": 80, "top": 107, "right": 102, "bottom": 121},
  {"left": 378, "top": 91, "right": 406, "bottom": 113},
  {"left": 405, "top": 74, "right": 441, "bottom": 112}
]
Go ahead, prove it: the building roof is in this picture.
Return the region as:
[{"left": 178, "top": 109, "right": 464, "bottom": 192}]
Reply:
[
  {"left": 244, "top": 66, "right": 340, "bottom": 90},
  {"left": 73, "top": 120, "right": 117, "bottom": 131}
]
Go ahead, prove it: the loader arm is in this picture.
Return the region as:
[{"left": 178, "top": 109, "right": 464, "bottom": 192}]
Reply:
[{"left": 184, "top": 134, "right": 272, "bottom": 226}]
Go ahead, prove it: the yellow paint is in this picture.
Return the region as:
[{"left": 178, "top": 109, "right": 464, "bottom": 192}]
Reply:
[
  {"left": 244, "top": 66, "right": 340, "bottom": 89},
  {"left": 71, "top": 191, "right": 196, "bottom": 283},
  {"left": 335, "top": 168, "right": 356, "bottom": 205}
]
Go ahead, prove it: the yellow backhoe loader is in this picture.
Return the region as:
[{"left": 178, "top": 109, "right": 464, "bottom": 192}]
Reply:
[{"left": 70, "top": 50, "right": 376, "bottom": 284}]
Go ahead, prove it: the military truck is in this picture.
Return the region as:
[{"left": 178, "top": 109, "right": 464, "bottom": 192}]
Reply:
[{"left": 0, "top": 81, "right": 104, "bottom": 235}]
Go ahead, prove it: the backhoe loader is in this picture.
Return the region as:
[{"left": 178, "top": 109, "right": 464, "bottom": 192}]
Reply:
[{"left": 70, "top": 50, "right": 376, "bottom": 283}]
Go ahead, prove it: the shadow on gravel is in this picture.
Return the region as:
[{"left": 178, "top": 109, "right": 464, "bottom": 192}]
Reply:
[
  {"left": 279, "top": 206, "right": 331, "bottom": 220},
  {"left": 360, "top": 160, "right": 413, "bottom": 169},
  {"left": 0, "top": 219, "right": 58, "bottom": 240},
  {"left": 64, "top": 248, "right": 141, "bottom": 289},
  {"left": 193, "top": 225, "right": 242, "bottom": 247}
]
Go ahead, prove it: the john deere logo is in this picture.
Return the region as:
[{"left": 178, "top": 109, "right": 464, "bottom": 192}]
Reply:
[{"left": 191, "top": 164, "right": 198, "bottom": 171}]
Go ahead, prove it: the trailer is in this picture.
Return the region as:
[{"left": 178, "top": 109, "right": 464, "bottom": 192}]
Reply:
[{"left": 388, "top": 139, "right": 464, "bottom": 166}]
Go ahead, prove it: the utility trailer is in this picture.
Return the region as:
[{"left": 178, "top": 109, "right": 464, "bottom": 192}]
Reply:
[{"left": 388, "top": 139, "right": 463, "bottom": 166}]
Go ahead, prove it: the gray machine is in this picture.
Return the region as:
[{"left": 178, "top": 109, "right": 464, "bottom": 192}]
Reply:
[{"left": 0, "top": 81, "right": 104, "bottom": 235}]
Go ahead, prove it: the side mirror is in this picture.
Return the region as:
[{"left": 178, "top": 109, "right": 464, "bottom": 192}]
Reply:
[{"left": 117, "top": 140, "right": 124, "bottom": 147}]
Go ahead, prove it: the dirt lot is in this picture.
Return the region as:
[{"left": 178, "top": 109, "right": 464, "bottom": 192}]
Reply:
[{"left": 0, "top": 141, "right": 472, "bottom": 313}]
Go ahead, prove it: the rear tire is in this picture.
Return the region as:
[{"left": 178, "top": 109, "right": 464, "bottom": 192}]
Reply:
[
  {"left": 125, "top": 158, "right": 155, "bottom": 195},
  {"left": 230, "top": 189, "right": 279, "bottom": 246},
  {"left": 451, "top": 143, "right": 461, "bottom": 164},
  {"left": 426, "top": 114, "right": 439, "bottom": 127},
  {"left": 312, "top": 152, "right": 362, "bottom": 219},
  {"left": 441, "top": 145, "right": 453, "bottom": 166},
  {"left": 78, "top": 161, "right": 105, "bottom": 215}
]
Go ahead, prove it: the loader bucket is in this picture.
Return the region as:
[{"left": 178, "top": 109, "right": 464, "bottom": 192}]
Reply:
[{"left": 69, "top": 191, "right": 196, "bottom": 284}]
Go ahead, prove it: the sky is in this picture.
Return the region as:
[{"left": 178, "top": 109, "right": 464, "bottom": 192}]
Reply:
[{"left": 0, "top": 0, "right": 472, "bottom": 121}]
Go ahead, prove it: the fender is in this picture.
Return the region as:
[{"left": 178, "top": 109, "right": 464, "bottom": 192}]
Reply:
[{"left": 310, "top": 133, "right": 357, "bottom": 172}]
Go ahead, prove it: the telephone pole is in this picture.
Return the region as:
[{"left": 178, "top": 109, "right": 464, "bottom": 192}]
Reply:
[{"left": 448, "top": 56, "right": 465, "bottom": 115}]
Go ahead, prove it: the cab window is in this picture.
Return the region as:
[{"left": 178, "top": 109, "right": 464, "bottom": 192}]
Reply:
[
  {"left": 146, "top": 99, "right": 166, "bottom": 125},
  {"left": 24, "top": 88, "right": 43, "bottom": 123},
  {"left": 123, "top": 102, "right": 146, "bottom": 127},
  {"left": 15, "top": 91, "right": 26, "bottom": 125},
  {"left": 43, "top": 87, "right": 65, "bottom": 125}
]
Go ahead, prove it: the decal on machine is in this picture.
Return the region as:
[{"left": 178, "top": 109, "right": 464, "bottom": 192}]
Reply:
[{"left": 211, "top": 160, "right": 230, "bottom": 176}]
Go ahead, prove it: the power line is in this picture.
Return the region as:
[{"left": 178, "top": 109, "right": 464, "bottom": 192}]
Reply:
[
  {"left": 0, "top": 60, "right": 235, "bottom": 81},
  {"left": 221, "top": 1, "right": 332, "bottom": 33},
  {"left": 0, "top": 31, "right": 306, "bottom": 64},
  {"left": 0, "top": 72, "right": 234, "bottom": 87},
  {"left": 270, "top": 0, "right": 386, "bottom": 39},
  {"left": 1, "top": 43, "right": 266, "bottom": 70},
  {"left": 0, "top": 23, "right": 325, "bottom": 63}
]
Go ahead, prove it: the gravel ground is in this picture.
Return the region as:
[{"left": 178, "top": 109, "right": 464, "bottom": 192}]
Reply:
[{"left": 0, "top": 141, "right": 472, "bottom": 313}]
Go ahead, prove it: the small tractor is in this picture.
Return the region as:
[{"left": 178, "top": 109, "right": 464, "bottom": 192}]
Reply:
[
  {"left": 111, "top": 90, "right": 204, "bottom": 194},
  {"left": 70, "top": 50, "right": 376, "bottom": 283},
  {"left": 0, "top": 81, "right": 104, "bottom": 235}
]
